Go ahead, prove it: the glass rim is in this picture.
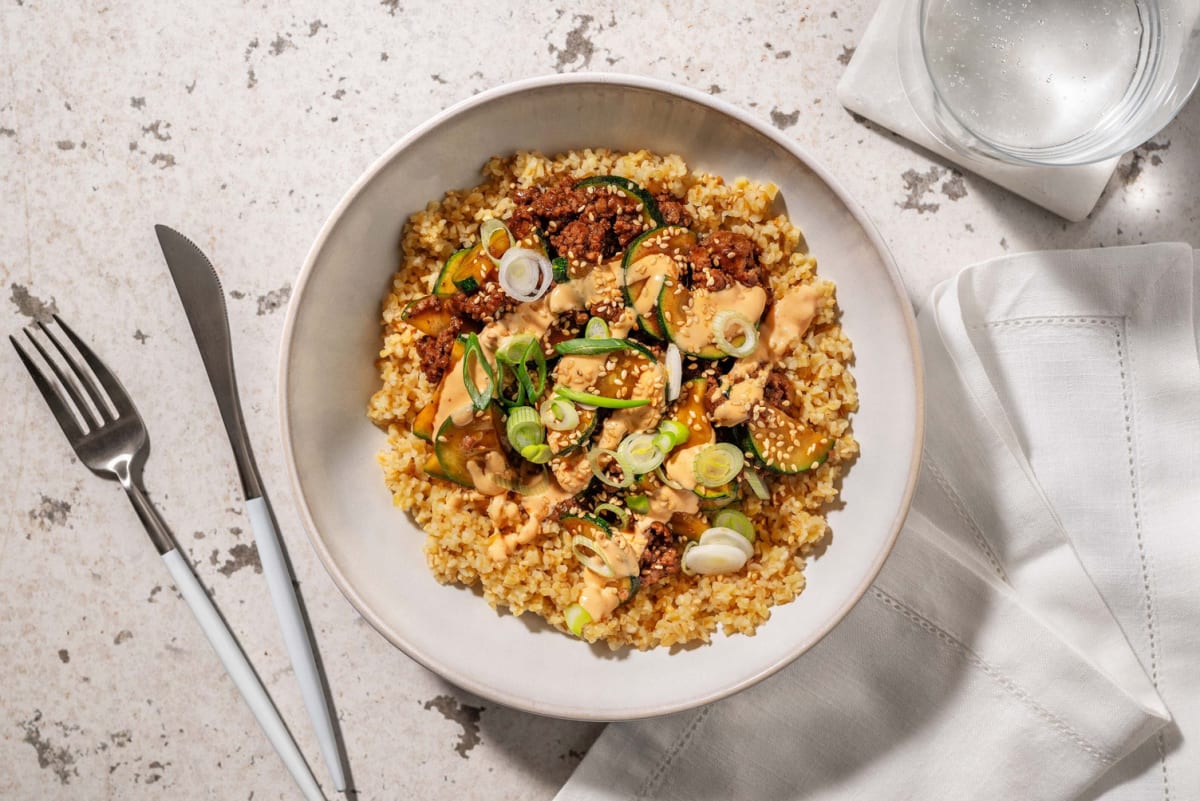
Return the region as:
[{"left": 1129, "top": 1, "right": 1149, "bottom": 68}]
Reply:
[{"left": 915, "top": 0, "right": 1169, "bottom": 166}]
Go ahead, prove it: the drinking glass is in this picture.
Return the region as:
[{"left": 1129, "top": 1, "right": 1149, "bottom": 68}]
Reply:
[{"left": 899, "top": 0, "right": 1200, "bottom": 166}]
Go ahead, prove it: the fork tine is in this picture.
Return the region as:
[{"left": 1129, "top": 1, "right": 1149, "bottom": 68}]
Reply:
[
  {"left": 37, "top": 319, "right": 115, "bottom": 423},
  {"left": 11, "top": 334, "right": 86, "bottom": 444},
  {"left": 51, "top": 313, "right": 138, "bottom": 418},
  {"left": 23, "top": 327, "right": 102, "bottom": 431}
]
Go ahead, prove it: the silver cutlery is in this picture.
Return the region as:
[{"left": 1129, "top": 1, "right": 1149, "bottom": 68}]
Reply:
[
  {"left": 154, "top": 225, "right": 346, "bottom": 793},
  {"left": 11, "top": 316, "right": 327, "bottom": 801}
]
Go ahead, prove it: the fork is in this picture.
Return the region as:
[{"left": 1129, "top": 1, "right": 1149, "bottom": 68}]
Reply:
[{"left": 11, "top": 315, "right": 327, "bottom": 801}]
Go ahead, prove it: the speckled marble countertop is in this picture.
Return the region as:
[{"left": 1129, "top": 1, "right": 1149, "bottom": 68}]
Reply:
[{"left": 2, "top": 1, "right": 1197, "bottom": 799}]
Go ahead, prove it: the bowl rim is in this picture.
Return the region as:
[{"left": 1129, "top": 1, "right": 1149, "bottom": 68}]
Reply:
[{"left": 278, "top": 72, "right": 925, "bottom": 720}]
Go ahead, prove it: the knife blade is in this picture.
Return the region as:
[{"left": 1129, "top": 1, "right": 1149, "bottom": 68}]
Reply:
[
  {"left": 155, "top": 225, "right": 346, "bottom": 794},
  {"left": 153, "top": 225, "right": 263, "bottom": 499}
]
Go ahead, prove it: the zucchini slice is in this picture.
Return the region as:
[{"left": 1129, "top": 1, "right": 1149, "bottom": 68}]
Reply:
[
  {"left": 744, "top": 404, "right": 833, "bottom": 474},
  {"left": 422, "top": 452, "right": 451, "bottom": 481},
  {"left": 657, "top": 279, "right": 726, "bottom": 360},
  {"left": 593, "top": 342, "right": 659, "bottom": 401},
  {"left": 433, "top": 406, "right": 504, "bottom": 487},
  {"left": 695, "top": 481, "right": 739, "bottom": 511},
  {"left": 622, "top": 227, "right": 697, "bottom": 339},
  {"left": 413, "top": 403, "right": 437, "bottom": 442},
  {"left": 434, "top": 249, "right": 468, "bottom": 298},
  {"left": 400, "top": 296, "right": 457, "bottom": 336},
  {"left": 561, "top": 513, "right": 612, "bottom": 540},
  {"left": 669, "top": 512, "right": 709, "bottom": 541},
  {"left": 669, "top": 378, "right": 715, "bottom": 449},
  {"left": 547, "top": 405, "right": 598, "bottom": 456},
  {"left": 551, "top": 256, "right": 569, "bottom": 283},
  {"left": 452, "top": 243, "right": 494, "bottom": 294},
  {"left": 575, "top": 175, "right": 663, "bottom": 227},
  {"left": 617, "top": 575, "right": 640, "bottom": 605}
]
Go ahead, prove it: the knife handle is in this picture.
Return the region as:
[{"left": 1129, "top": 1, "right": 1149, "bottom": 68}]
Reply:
[
  {"left": 161, "top": 549, "right": 326, "bottom": 801},
  {"left": 246, "top": 496, "right": 347, "bottom": 792}
]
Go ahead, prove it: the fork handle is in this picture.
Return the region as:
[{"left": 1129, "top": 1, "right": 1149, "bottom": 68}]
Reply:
[
  {"left": 125, "top": 478, "right": 175, "bottom": 555},
  {"left": 161, "top": 549, "right": 327, "bottom": 801}
]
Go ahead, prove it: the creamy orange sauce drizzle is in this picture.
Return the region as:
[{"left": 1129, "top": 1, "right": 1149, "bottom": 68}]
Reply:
[
  {"left": 429, "top": 239, "right": 821, "bottom": 629},
  {"left": 664, "top": 442, "right": 711, "bottom": 492},
  {"left": 578, "top": 531, "right": 641, "bottom": 621},
  {"left": 626, "top": 253, "right": 676, "bottom": 319},
  {"left": 709, "top": 285, "right": 821, "bottom": 426},
  {"left": 672, "top": 284, "right": 768, "bottom": 353}
]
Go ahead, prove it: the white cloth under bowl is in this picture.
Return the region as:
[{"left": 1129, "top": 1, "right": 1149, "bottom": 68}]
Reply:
[
  {"left": 555, "top": 243, "right": 1200, "bottom": 801},
  {"left": 836, "top": 0, "right": 1119, "bottom": 221}
]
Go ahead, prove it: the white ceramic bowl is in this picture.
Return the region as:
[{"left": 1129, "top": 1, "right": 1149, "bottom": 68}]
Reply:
[{"left": 280, "top": 74, "right": 923, "bottom": 721}]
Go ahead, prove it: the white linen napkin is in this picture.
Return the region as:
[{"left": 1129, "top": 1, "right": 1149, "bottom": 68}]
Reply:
[
  {"left": 835, "top": 0, "right": 1118, "bottom": 221},
  {"left": 555, "top": 243, "right": 1200, "bottom": 801}
]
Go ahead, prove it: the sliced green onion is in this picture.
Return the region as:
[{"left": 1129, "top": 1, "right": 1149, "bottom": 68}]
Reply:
[
  {"left": 587, "top": 447, "right": 635, "bottom": 489},
  {"left": 665, "top": 343, "right": 682, "bottom": 401},
  {"left": 515, "top": 361, "right": 537, "bottom": 405},
  {"left": 553, "top": 337, "right": 630, "bottom": 356},
  {"left": 498, "top": 247, "right": 553, "bottom": 302},
  {"left": 594, "top": 502, "right": 630, "bottom": 529},
  {"left": 479, "top": 218, "right": 513, "bottom": 262},
  {"left": 712, "top": 310, "right": 758, "bottom": 358},
  {"left": 651, "top": 432, "right": 674, "bottom": 454},
  {"left": 618, "top": 432, "right": 666, "bottom": 473},
  {"left": 584, "top": 317, "right": 610, "bottom": 339},
  {"left": 461, "top": 333, "right": 494, "bottom": 411},
  {"left": 572, "top": 534, "right": 616, "bottom": 578},
  {"left": 496, "top": 334, "right": 539, "bottom": 365},
  {"left": 528, "top": 341, "right": 547, "bottom": 397},
  {"left": 626, "top": 494, "right": 650, "bottom": 514},
  {"left": 552, "top": 256, "right": 569, "bottom": 283},
  {"left": 541, "top": 397, "right": 580, "bottom": 431},
  {"left": 655, "top": 465, "right": 685, "bottom": 490},
  {"left": 744, "top": 466, "right": 770, "bottom": 500},
  {"left": 521, "top": 443, "right": 553, "bottom": 464},
  {"left": 711, "top": 509, "right": 756, "bottom": 542},
  {"left": 700, "top": 526, "right": 755, "bottom": 558},
  {"left": 693, "top": 442, "right": 745, "bottom": 487},
  {"left": 557, "top": 387, "right": 650, "bottom": 410},
  {"left": 682, "top": 540, "right": 749, "bottom": 576},
  {"left": 493, "top": 362, "right": 526, "bottom": 408},
  {"left": 564, "top": 602, "right": 591, "bottom": 636},
  {"left": 680, "top": 541, "right": 698, "bottom": 576},
  {"left": 506, "top": 406, "right": 545, "bottom": 451},
  {"left": 658, "top": 419, "right": 689, "bottom": 449}
]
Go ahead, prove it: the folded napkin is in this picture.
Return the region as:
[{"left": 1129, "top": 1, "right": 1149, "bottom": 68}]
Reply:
[
  {"left": 836, "top": 0, "right": 1118, "bottom": 221},
  {"left": 555, "top": 243, "right": 1200, "bottom": 801}
]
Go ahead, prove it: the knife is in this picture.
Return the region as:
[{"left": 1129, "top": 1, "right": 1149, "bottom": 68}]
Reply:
[{"left": 155, "top": 225, "right": 346, "bottom": 795}]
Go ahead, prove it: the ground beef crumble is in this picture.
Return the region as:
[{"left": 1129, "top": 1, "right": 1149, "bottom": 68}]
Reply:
[
  {"left": 687, "top": 230, "right": 768, "bottom": 291},
  {"left": 763, "top": 369, "right": 792, "bottom": 408},
  {"left": 702, "top": 374, "right": 726, "bottom": 416},
  {"left": 446, "top": 278, "right": 515, "bottom": 323},
  {"left": 508, "top": 178, "right": 650, "bottom": 265},
  {"left": 640, "top": 521, "right": 684, "bottom": 587},
  {"left": 415, "top": 316, "right": 463, "bottom": 384},
  {"left": 654, "top": 192, "right": 692, "bottom": 228},
  {"left": 588, "top": 299, "right": 625, "bottom": 323}
]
